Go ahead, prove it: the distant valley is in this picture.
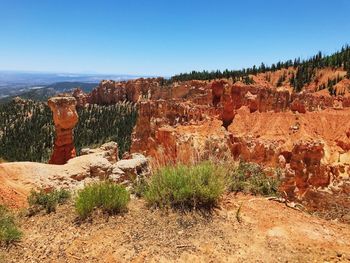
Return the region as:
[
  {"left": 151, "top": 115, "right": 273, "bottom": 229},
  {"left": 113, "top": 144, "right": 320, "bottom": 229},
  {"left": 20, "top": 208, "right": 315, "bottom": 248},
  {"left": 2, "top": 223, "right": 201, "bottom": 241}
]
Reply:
[
  {"left": 0, "top": 70, "right": 149, "bottom": 102},
  {"left": 0, "top": 82, "right": 98, "bottom": 103}
]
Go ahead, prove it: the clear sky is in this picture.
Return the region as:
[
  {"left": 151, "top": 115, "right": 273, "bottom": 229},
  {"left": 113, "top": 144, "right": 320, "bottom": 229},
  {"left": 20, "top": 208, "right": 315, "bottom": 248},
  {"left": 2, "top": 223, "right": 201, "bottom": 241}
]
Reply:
[{"left": 0, "top": 0, "right": 349, "bottom": 76}]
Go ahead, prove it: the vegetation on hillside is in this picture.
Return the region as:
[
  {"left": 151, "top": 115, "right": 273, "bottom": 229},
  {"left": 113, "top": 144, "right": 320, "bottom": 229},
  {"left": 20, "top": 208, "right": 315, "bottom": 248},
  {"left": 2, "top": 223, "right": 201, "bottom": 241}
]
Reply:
[
  {"left": 133, "top": 161, "right": 281, "bottom": 210},
  {"left": 227, "top": 162, "right": 280, "bottom": 197},
  {"left": 27, "top": 189, "right": 71, "bottom": 215},
  {"left": 0, "top": 100, "right": 54, "bottom": 162},
  {"left": 74, "top": 102, "right": 137, "bottom": 155},
  {"left": 170, "top": 45, "right": 350, "bottom": 93},
  {"left": 0, "top": 82, "right": 98, "bottom": 104},
  {"left": 0, "top": 100, "right": 137, "bottom": 162},
  {"left": 0, "top": 88, "right": 57, "bottom": 104},
  {"left": 75, "top": 181, "right": 130, "bottom": 219},
  {"left": 142, "top": 162, "right": 226, "bottom": 210},
  {"left": 0, "top": 205, "right": 22, "bottom": 246}
]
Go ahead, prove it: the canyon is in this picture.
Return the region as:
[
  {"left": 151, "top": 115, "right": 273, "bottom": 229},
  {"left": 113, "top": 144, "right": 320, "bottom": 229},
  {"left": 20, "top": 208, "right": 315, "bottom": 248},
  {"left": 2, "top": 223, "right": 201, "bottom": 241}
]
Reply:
[
  {"left": 1, "top": 71, "right": 349, "bottom": 220},
  {"left": 1, "top": 69, "right": 350, "bottom": 262},
  {"left": 2, "top": 2, "right": 350, "bottom": 261},
  {"left": 70, "top": 74, "right": 350, "bottom": 220}
]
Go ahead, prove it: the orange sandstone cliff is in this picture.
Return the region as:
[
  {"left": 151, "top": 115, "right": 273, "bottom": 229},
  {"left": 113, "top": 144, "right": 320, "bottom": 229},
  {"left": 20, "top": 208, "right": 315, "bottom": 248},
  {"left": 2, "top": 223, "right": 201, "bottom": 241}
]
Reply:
[{"left": 72, "top": 77, "right": 350, "bottom": 216}]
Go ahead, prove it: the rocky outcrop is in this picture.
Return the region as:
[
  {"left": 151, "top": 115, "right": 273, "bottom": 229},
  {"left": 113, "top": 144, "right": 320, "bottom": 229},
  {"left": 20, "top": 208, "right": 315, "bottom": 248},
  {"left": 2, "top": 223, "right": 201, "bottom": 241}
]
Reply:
[
  {"left": 0, "top": 142, "right": 149, "bottom": 208},
  {"left": 48, "top": 96, "right": 78, "bottom": 165},
  {"left": 65, "top": 142, "right": 149, "bottom": 184},
  {"left": 290, "top": 141, "right": 328, "bottom": 190},
  {"left": 72, "top": 88, "right": 87, "bottom": 108},
  {"left": 211, "top": 80, "right": 226, "bottom": 107},
  {"left": 80, "top": 141, "right": 119, "bottom": 163},
  {"left": 85, "top": 78, "right": 164, "bottom": 105},
  {"left": 111, "top": 153, "right": 149, "bottom": 183},
  {"left": 131, "top": 100, "right": 217, "bottom": 154}
]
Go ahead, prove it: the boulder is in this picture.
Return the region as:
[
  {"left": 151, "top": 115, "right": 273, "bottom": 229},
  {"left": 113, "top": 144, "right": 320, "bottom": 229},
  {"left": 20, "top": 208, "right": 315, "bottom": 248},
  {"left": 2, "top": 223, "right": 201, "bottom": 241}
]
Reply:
[{"left": 112, "top": 153, "right": 149, "bottom": 181}]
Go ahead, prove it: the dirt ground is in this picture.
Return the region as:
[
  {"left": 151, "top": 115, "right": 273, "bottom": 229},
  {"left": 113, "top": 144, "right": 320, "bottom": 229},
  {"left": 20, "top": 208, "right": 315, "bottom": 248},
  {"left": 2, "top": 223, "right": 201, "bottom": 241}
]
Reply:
[{"left": 1, "top": 193, "right": 350, "bottom": 263}]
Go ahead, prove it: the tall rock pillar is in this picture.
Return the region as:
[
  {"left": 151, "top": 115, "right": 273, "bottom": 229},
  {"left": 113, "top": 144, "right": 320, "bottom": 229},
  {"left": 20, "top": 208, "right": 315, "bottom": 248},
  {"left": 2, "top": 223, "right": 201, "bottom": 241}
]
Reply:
[{"left": 48, "top": 96, "right": 78, "bottom": 165}]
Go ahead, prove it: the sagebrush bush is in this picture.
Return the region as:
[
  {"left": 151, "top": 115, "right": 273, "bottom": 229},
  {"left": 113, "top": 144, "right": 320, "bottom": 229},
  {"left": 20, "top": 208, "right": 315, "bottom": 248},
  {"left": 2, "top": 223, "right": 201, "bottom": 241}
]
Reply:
[
  {"left": 144, "top": 162, "right": 225, "bottom": 209},
  {"left": 75, "top": 181, "right": 130, "bottom": 219},
  {"left": 228, "top": 162, "right": 280, "bottom": 196},
  {"left": 28, "top": 189, "right": 70, "bottom": 214},
  {"left": 131, "top": 177, "right": 149, "bottom": 198},
  {"left": 0, "top": 205, "right": 22, "bottom": 246}
]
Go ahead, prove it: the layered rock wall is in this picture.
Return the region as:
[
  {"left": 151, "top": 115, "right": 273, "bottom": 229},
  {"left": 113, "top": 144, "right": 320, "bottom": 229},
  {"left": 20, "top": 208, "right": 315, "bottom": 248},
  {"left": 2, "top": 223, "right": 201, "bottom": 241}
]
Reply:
[
  {"left": 75, "top": 78, "right": 350, "bottom": 114},
  {"left": 72, "top": 78, "right": 350, "bottom": 209}
]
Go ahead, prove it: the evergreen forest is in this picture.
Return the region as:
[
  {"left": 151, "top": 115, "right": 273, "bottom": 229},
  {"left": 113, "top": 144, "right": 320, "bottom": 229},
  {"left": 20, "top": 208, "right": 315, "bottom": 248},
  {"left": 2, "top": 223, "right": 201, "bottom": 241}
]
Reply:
[
  {"left": 170, "top": 45, "right": 350, "bottom": 93},
  {"left": 0, "top": 100, "right": 137, "bottom": 162}
]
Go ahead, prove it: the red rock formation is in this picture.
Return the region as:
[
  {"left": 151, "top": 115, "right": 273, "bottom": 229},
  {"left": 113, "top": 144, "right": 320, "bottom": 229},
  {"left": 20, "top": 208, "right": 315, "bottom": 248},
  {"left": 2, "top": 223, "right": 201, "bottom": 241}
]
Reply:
[
  {"left": 283, "top": 141, "right": 329, "bottom": 197},
  {"left": 221, "top": 97, "right": 235, "bottom": 129},
  {"left": 48, "top": 97, "right": 78, "bottom": 165},
  {"left": 290, "top": 98, "right": 306, "bottom": 113},
  {"left": 211, "top": 80, "right": 225, "bottom": 107},
  {"left": 74, "top": 78, "right": 350, "bottom": 206},
  {"left": 130, "top": 99, "right": 216, "bottom": 154},
  {"left": 79, "top": 77, "right": 350, "bottom": 113},
  {"left": 72, "top": 88, "right": 87, "bottom": 108},
  {"left": 86, "top": 78, "right": 164, "bottom": 105}
]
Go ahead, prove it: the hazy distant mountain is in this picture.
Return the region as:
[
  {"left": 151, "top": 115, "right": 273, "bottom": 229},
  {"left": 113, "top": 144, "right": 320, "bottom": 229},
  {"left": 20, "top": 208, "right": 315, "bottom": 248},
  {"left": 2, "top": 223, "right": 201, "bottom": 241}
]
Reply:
[
  {"left": 45, "top": 82, "right": 97, "bottom": 93},
  {"left": 0, "top": 70, "right": 150, "bottom": 99},
  {"left": 0, "top": 82, "right": 99, "bottom": 103}
]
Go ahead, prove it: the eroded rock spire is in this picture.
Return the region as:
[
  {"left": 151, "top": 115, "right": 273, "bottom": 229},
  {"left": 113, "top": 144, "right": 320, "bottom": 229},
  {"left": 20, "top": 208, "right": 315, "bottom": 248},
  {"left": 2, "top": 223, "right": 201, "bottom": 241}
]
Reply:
[{"left": 48, "top": 96, "right": 78, "bottom": 164}]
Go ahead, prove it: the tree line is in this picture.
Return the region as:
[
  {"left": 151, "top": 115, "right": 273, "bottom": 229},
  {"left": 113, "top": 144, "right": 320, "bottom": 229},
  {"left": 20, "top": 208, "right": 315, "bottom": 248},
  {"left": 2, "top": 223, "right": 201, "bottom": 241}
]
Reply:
[{"left": 170, "top": 45, "right": 350, "bottom": 93}]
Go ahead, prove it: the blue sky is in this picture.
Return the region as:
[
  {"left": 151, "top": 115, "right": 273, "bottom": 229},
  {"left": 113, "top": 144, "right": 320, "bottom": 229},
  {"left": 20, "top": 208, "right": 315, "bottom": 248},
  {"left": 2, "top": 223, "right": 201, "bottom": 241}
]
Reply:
[{"left": 0, "top": 0, "right": 349, "bottom": 76}]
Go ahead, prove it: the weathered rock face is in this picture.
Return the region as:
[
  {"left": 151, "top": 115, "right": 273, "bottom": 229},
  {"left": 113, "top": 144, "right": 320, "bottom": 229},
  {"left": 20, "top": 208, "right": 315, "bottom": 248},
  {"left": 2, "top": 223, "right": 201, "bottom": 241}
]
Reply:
[
  {"left": 77, "top": 77, "right": 350, "bottom": 112},
  {"left": 125, "top": 79, "right": 350, "bottom": 162},
  {"left": 48, "top": 96, "right": 78, "bottom": 165},
  {"left": 71, "top": 77, "right": 350, "bottom": 215},
  {"left": 0, "top": 142, "right": 150, "bottom": 208},
  {"left": 211, "top": 80, "right": 225, "bottom": 107},
  {"left": 72, "top": 88, "right": 87, "bottom": 108},
  {"left": 290, "top": 141, "right": 328, "bottom": 190},
  {"left": 130, "top": 99, "right": 218, "bottom": 154},
  {"left": 85, "top": 78, "right": 164, "bottom": 105}
]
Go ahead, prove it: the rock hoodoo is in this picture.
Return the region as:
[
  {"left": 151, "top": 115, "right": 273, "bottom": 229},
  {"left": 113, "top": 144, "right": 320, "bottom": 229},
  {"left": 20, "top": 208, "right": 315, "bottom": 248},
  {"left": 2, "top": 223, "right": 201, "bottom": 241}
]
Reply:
[{"left": 48, "top": 96, "right": 78, "bottom": 165}]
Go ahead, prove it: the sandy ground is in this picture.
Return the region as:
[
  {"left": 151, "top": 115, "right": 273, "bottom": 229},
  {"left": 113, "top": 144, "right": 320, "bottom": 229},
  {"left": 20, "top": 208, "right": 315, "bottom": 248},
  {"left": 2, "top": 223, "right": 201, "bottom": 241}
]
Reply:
[{"left": 1, "top": 193, "right": 350, "bottom": 263}]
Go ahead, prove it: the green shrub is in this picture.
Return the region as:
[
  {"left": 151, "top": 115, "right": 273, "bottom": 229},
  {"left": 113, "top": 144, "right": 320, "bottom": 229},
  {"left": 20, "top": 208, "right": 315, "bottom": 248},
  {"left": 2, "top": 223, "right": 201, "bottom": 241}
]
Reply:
[
  {"left": 75, "top": 181, "right": 130, "bottom": 219},
  {"left": 0, "top": 205, "right": 22, "bottom": 246},
  {"left": 228, "top": 162, "right": 280, "bottom": 196},
  {"left": 144, "top": 162, "right": 225, "bottom": 209},
  {"left": 131, "top": 177, "right": 149, "bottom": 198},
  {"left": 28, "top": 189, "right": 71, "bottom": 214}
]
